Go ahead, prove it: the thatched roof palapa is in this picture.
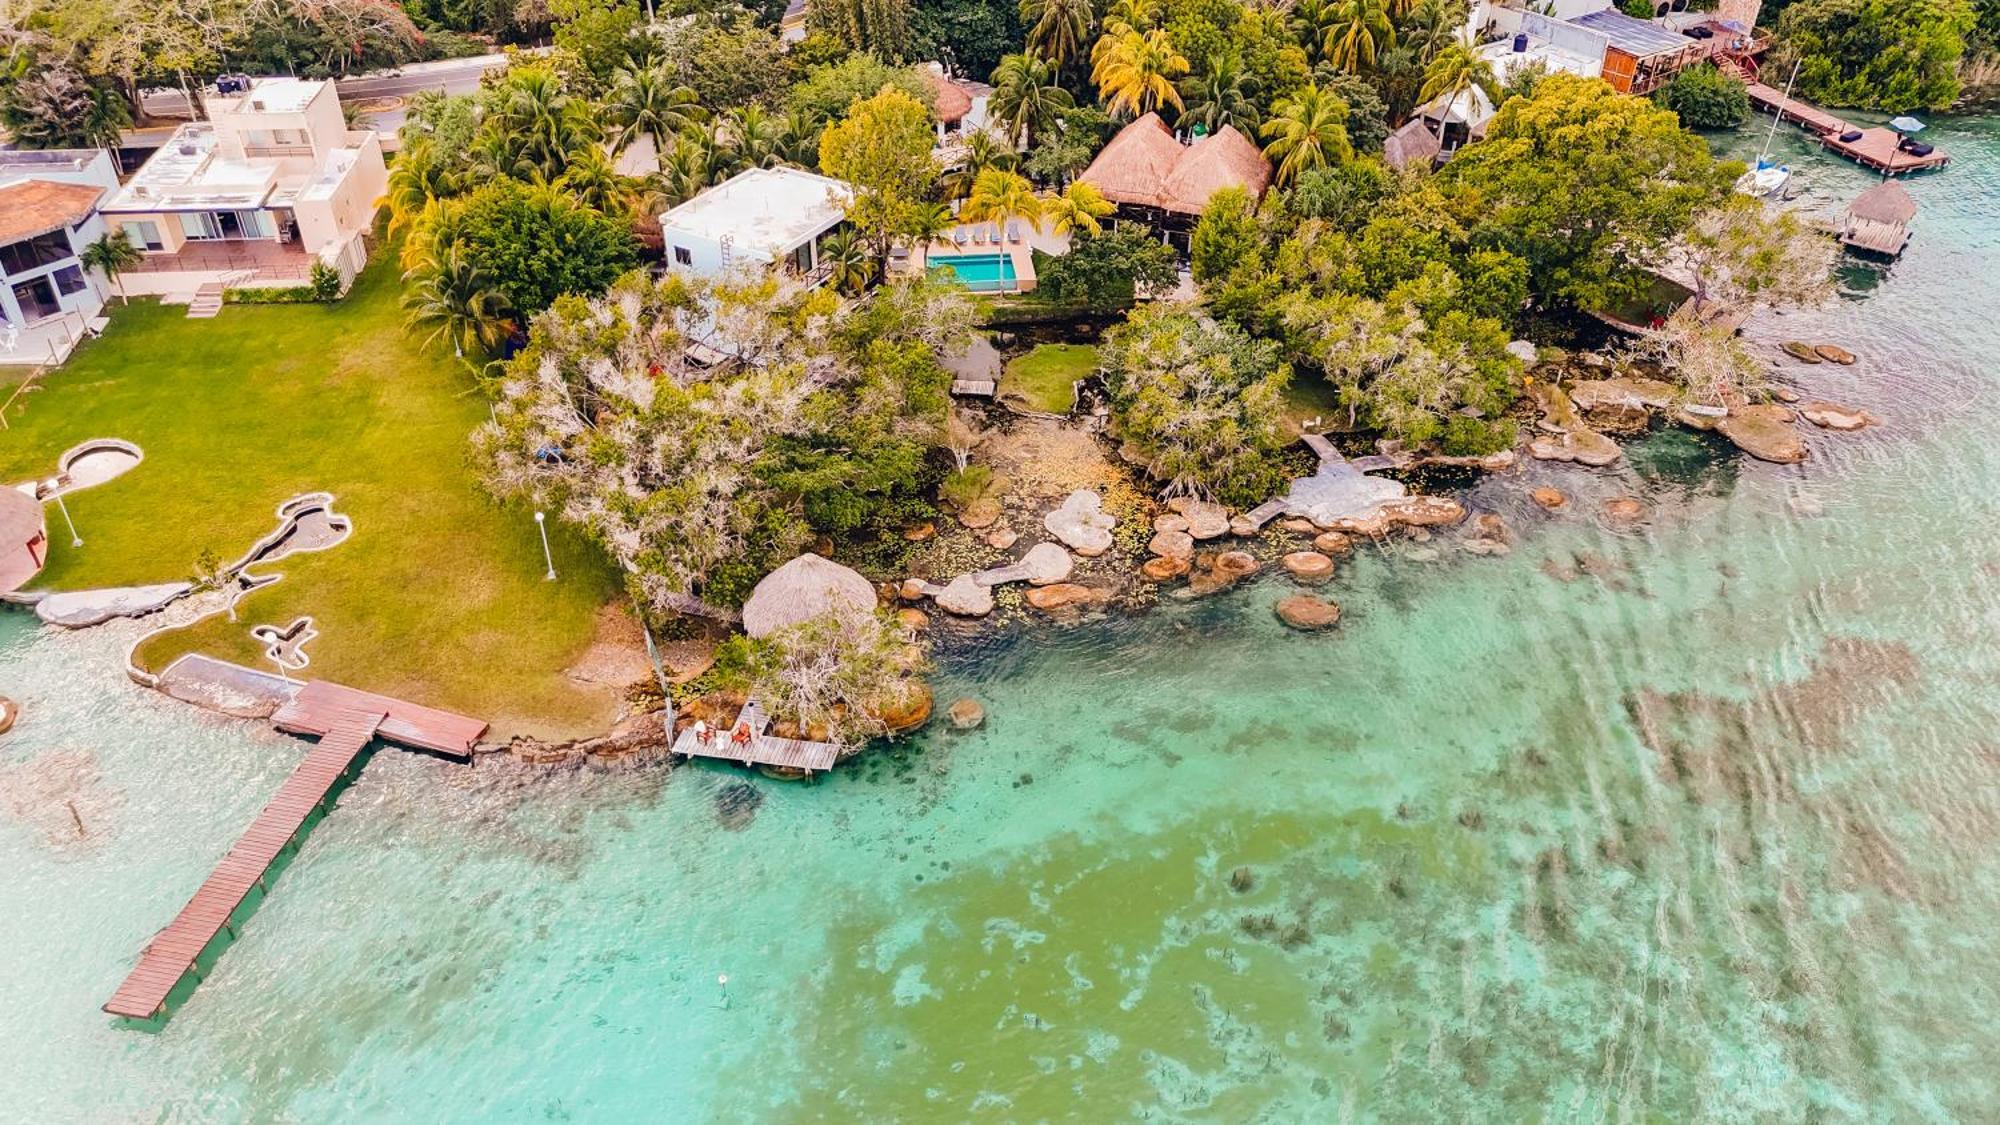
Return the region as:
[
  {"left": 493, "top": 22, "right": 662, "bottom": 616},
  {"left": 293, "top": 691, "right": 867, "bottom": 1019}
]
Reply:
[
  {"left": 1846, "top": 181, "right": 1916, "bottom": 225},
  {"left": 1382, "top": 118, "right": 1443, "bottom": 172},
  {"left": 0, "top": 487, "right": 47, "bottom": 595},
  {"left": 1079, "top": 113, "right": 1271, "bottom": 215},
  {"left": 927, "top": 70, "right": 974, "bottom": 125},
  {"left": 741, "top": 553, "right": 878, "bottom": 639}
]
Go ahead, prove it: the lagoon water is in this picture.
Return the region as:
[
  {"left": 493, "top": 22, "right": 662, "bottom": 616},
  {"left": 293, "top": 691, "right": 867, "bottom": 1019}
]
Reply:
[{"left": 5, "top": 118, "right": 2000, "bottom": 1121}]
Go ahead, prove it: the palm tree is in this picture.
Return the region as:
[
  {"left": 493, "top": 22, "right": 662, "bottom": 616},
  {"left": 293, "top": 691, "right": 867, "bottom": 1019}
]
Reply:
[
  {"left": 1375, "top": 45, "right": 1425, "bottom": 121},
  {"left": 1178, "top": 53, "right": 1260, "bottom": 138},
  {"left": 78, "top": 231, "right": 144, "bottom": 305},
  {"left": 961, "top": 168, "right": 1045, "bottom": 230},
  {"left": 727, "top": 104, "right": 791, "bottom": 170},
  {"left": 944, "top": 130, "right": 1021, "bottom": 199},
  {"left": 385, "top": 145, "right": 462, "bottom": 239},
  {"left": 818, "top": 228, "right": 876, "bottom": 296},
  {"left": 402, "top": 244, "right": 514, "bottom": 361},
  {"left": 1261, "top": 84, "right": 1354, "bottom": 186},
  {"left": 660, "top": 140, "right": 714, "bottom": 204},
  {"left": 905, "top": 200, "right": 956, "bottom": 249},
  {"left": 604, "top": 64, "right": 705, "bottom": 170},
  {"left": 1321, "top": 0, "right": 1395, "bottom": 73},
  {"left": 490, "top": 68, "right": 597, "bottom": 179},
  {"left": 1400, "top": 0, "right": 1466, "bottom": 65},
  {"left": 556, "top": 147, "right": 644, "bottom": 216},
  {"left": 1042, "top": 180, "right": 1115, "bottom": 236},
  {"left": 1094, "top": 28, "right": 1189, "bottom": 118},
  {"left": 1021, "top": 0, "right": 1094, "bottom": 73},
  {"left": 1417, "top": 42, "right": 1499, "bottom": 116},
  {"left": 989, "top": 53, "right": 1074, "bottom": 149}
]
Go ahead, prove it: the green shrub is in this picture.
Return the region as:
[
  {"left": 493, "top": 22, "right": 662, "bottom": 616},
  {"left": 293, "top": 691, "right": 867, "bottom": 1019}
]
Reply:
[
  {"left": 1654, "top": 65, "right": 1751, "bottom": 129},
  {"left": 224, "top": 285, "right": 323, "bottom": 304},
  {"left": 939, "top": 465, "right": 994, "bottom": 510},
  {"left": 309, "top": 260, "right": 343, "bottom": 301}
]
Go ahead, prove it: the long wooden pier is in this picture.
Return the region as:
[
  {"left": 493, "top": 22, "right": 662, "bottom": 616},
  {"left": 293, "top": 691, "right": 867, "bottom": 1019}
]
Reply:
[
  {"left": 103, "top": 706, "right": 385, "bottom": 1021},
  {"left": 1742, "top": 81, "right": 1949, "bottom": 175},
  {"left": 104, "top": 677, "right": 488, "bottom": 1023}
]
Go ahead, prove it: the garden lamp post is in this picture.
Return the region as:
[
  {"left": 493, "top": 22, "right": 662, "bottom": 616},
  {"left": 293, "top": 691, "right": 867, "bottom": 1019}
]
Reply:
[
  {"left": 534, "top": 510, "right": 556, "bottom": 581},
  {"left": 53, "top": 492, "right": 82, "bottom": 548}
]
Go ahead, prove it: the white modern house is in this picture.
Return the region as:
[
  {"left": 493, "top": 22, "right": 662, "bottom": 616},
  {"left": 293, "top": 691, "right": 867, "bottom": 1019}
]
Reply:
[
  {"left": 98, "top": 76, "right": 387, "bottom": 294},
  {"left": 657, "top": 167, "right": 854, "bottom": 283},
  {"left": 0, "top": 148, "right": 119, "bottom": 366}
]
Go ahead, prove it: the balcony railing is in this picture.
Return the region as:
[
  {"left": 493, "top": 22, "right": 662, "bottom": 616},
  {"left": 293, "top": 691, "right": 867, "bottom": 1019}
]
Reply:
[{"left": 241, "top": 142, "right": 315, "bottom": 158}]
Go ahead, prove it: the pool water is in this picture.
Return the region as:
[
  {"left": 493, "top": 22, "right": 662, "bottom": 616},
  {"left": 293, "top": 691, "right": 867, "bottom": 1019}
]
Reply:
[{"left": 927, "top": 252, "right": 1018, "bottom": 292}]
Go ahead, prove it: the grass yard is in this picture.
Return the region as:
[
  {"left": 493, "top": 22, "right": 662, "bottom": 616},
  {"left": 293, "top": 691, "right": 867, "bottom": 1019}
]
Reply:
[
  {"left": 999, "top": 343, "right": 1096, "bottom": 414},
  {"left": 0, "top": 258, "right": 621, "bottom": 738}
]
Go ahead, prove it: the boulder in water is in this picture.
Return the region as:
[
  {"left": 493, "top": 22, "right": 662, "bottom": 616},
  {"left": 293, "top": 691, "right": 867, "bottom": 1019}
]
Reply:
[
  {"left": 1717, "top": 405, "right": 1808, "bottom": 463},
  {"left": 984, "top": 528, "right": 1019, "bottom": 550},
  {"left": 1313, "top": 531, "right": 1355, "bottom": 555},
  {"left": 947, "top": 697, "right": 985, "bottom": 729},
  {"left": 958, "top": 498, "right": 1002, "bottom": 528},
  {"left": 935, "top": 575, "right": 994, "bottom": 616},
  {"left": 1214, "top": 550, "right": 1261, "bottom": 578},
  {"left": 1529, "top": 486, "right": 1567, "bottom": 510},
  {"left": 1814, "top": 344, "right": 1857, "bottom": 365},
  {"left": 1021, "top": 541, "right": 1075, "bottom": 585},
  {"left": 1781, "top": 341, "right": 1823, "bottom": 363},
  {"left": 1044, "top": 489, "right": 1116, "bottom": 556},
  {"left": 1282, "top": 551, "right": 1335, "bottom": 583},
  {"left": 1141, "top": 555, "right": 1190, "bottom": 581},
  {"left": 1275, "top": 595, "right": 1342, "bottom": 630},
  {"left": 1801, "top": 401, "right": 1876, "bottom": 432},
  {"left": 1024, "top": 582, "right": 1104, "bottom": 611},
  {"left": 1148, "top": 529, "right": 1195, "bottom": 559}
]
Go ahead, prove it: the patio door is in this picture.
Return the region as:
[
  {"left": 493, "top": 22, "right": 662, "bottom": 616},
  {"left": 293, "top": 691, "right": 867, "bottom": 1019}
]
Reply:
[{"left": 11, "top": 276, "right": 60, "bottom": 323}]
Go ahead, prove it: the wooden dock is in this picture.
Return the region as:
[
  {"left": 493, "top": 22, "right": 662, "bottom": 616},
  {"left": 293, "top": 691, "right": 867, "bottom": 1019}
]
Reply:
[
  {"left": 104, "top": 677, "right": 488, "bottom": 1023},
  {"left": 103, "top": 706, "right": 385, "bottom": 1021},
  {"left": 670, "top": 698, "right": 840, "bottom": 773},
  {"left": 1743, "top": 82, "right": 1949, "bottom": 175}
]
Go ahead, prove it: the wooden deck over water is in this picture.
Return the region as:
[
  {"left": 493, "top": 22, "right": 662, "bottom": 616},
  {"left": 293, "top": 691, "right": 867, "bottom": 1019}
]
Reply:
[
  {"left": 103, "top": 706, "right": 385, "bottom": 1021},
  {"left": 273, "top": 680, "right": 488, "bottom": 760},
  {"left": 1743, "top": 82, "right": 1950, "bottom": 175},
  {"left": 669, "top": 699, "right": 840, "bottom": 772}
]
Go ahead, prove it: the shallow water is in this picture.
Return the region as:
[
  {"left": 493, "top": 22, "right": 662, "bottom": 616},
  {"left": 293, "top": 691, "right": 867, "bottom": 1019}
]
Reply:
[{"left": 4, "top": 117, "right": 2000, "bottom": 1121}]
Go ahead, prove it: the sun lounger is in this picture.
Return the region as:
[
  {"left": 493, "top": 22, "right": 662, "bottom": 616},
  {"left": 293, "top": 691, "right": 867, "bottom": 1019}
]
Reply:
[
  {"left": 1006, "top": 220, "right": 1024, "bottom": 243},
  {"left": 973, "top": 227, "right": 988, "bottom": 245},
  {"left": 953, "top": 228, "right": 969, "bottom": 247}
]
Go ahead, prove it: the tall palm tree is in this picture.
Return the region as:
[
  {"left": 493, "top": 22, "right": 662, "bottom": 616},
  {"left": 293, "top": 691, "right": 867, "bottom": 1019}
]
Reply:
[
  {"left": 1375, "top": 45, "right": 1425, "bottom": 121},
  {"left": 385, "top": 144, "right": 462, "bottom": 239},
  {"left": 1042, "top": 180, "right": 1114, "bottom": 236},
  {"left": 944, "top": 130, "right": 1020, "bottom": 199},
  {"left": 1090, "top": 0, "right": 1159, "bottom": 74},
  {"left": 660, "top": 141, "right": 713, "bottom": 205},
  {"left": 604, "top": 64, "right": 705, "bottom": 170},
  {"left": 1400, "top": 0, "right": 1466, "bottom": 65},
  {"left": 78, "top": 230, "right": 144, "bottom": 305},
  {"left": 961, "top": 168, "right": 1045, "bottom": 230},
  {"left": 818, "top": 228, "right": 876, "bottom": 296},
  {"left": 989, "top": 53, "right": 1074, "bottom": 149},
  {"left": 1094, "top": 29, "right": 1189, "bottom": 118},
  {"left": 1417, "top": 42, "right": 1499, "bottom": 115},
  {"left": 1021, "top": 0, "right": 1094, "bottom": 74},
  {"left": 1321, "top": 0, "right": 1395, "bottom": 73},
  {"left": 556, "top": 147, "right": 643, "bottom": 216},
  {"left": 1178, "top": 53, "right": 1260, "bottom": 137},
  {"left": 490, "top": 68, "right": 597, "bottom": 179},
  {"left": 905, "top": 200, "right": 956, "bottom": 249},
  {"left": 1260, "top": 84, "right": 1354, "bottom": 186},
  {"left": 402, "top": 244, "right": 514, "bottom": 361}
]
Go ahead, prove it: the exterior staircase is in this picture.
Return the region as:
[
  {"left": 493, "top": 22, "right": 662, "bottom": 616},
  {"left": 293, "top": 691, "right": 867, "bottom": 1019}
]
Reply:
[{"left": 185, "top": 282, "right": 225, "bottom": 319}]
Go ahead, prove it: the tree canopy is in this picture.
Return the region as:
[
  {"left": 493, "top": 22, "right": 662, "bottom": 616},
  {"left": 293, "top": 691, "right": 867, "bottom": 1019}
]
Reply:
[{"left": 1776, "top": 0, "right": 1975, "bottom": 111}]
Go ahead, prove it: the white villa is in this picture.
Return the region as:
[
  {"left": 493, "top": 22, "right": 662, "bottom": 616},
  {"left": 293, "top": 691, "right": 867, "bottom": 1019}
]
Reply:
[
  {"left": 657, "top": 167, "right": 853, "bottom": 283},
  {"left": 98, "top": 76, "right": 387, "bottom": 293},
  {"left": 0, "top": 148, "right": 119, "bottom": 366}
]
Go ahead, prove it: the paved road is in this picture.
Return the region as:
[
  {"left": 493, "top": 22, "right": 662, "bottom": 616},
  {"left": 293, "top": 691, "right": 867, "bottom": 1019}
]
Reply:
[{"left": 139, "top": 54, "right": 512, "bottom": 119}]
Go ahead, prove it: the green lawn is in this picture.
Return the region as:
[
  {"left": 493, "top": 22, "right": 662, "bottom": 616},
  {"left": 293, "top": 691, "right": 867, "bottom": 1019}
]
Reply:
[
  {"left": 1000, "top": 343, "right": 1096, "bottom": 414},
  {"left": 0, "top": 259, "right": 620, "bottom": 738}
]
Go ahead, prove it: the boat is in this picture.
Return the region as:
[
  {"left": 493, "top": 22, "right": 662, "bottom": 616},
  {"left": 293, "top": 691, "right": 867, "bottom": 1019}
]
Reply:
[{"left": 1734, "top": 162, "right": 1792, "bottom": 200}]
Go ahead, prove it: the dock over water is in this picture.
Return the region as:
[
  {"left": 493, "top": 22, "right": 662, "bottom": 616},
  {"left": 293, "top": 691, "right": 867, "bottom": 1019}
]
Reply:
[
  {"left": 670, "top": 698, "right": 840, "bottom": 773},
  {"left": 103, "top": 678, "right": 487, "bottom": 1023},
  {"left": 1742, "top": 81, "right": 1949, "bottom": 175}
]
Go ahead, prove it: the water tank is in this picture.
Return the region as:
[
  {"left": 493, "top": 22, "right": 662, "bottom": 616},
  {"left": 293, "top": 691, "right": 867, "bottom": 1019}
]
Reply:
[{"left": 1513, "top": 33, "right": 1528, "bottom": 52}]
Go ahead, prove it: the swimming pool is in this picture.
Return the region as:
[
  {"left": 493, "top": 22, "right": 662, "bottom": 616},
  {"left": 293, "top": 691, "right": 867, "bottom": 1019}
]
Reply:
[{"left": 927, "top": 252, "right": 1018, "bottom": 292}]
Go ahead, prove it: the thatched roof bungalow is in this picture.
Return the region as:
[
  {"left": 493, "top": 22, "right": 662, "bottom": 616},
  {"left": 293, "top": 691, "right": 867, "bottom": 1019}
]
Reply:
[
  {"left": 1840, "top": 181, "right": 1916, "bottom": 258},
  {"left": 741, "top": 553, "right": 878, "bottom": 639},
  {"left": 0, "top": 488, "right": 48, "bottom": 595},
  {"left": 1383, "top": 118, "right": 1443, "bottom": 172},
  {"left": 1078, "top": 114, "right": 1270, "bottom": 246}
]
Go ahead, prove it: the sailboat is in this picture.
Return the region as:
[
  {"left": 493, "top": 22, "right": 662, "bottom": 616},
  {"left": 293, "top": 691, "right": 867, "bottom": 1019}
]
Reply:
[{"left": 1736, "top": 58, "right": 1801, "bottom": 201}]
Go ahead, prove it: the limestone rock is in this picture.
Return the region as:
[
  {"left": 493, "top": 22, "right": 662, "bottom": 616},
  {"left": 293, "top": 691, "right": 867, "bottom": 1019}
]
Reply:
[
  {"left": 1461, "top": 538, "right": 1511, "bottom": 557},
  {"left": 1148, "top": 529, "right": 1195, "bottom": 559},
  {"left": 1403, "top": 546, "right": 1442, "bottom": 563},
  {"left": 1153, "top": 513, "right": 1189, "bottom": 533},
  {"left": 897, "top": 608, "right": 930, "bottom": 631},
  {"left": 1282, "top": 551, "right": 1335, "bottom": 583},
  {"left": 1275, "top": 595, "right": 1342, "bottom": 630},
  {"left": 1229, "top": 516, "right": 1261, "bottom": 537},
  {"left": 900, "top": 578, "right": 930, "bottom": 601},
  {"left": 1529, "top": 486, "right": 1567, "bottom": 510},
  {"left": 959, "top": 498, "right": 1003, "bottom": 528},
  {"left": 1044, "top": 489, "right": 1116, "bottom": 557},
  {"left": 1024, "top": 582, "right": 1104, "bottom": 611},
  {"left": 1472, "top": 514, "right": 1511, "bottom": 543},
  {"left": 1323, "top": 496, "right": 1467, "bottom": 537},
  {"left": 947, "top": 698, "right": 985, "bottom": 729},
  {"left": 1021, "top": 541, "right": 1075, "bottom": 585},
  {"left": 1717, "top": 405, "right": 1807, "bottom": 463},
  {"left": 1772, "top": 386, "right": 1802, "bottom": 404},
  {"left": 1141, "top": 555, "right": 1190, "bottom": 581},
  {"left": 1813, "top": 344, "right": 1856, "bottom": 365},
  {"left": 1800, "top": 401, "right": 1876, "bottom": 431},
  {"left": 935, "top": 575, "right": 994, "bottom": 616},
  {"left": 875, "top": 682, "right": 934, "bottom": 734},
  {"left": 1214, "top": 550, "right": 1261, "bottom": 578},
  {"left": 1312, "top": 531, "right": 1355, "bottom": 555},
  {"left": 1528, "top": 428, "right": 1622, "bottom": 467},
  {"left": 1601, "top": 497, "right": 1648, "bottom": 527},
  {"left": 1278, "top": 517, "right": 1319, "bottom": 534},
  {"left": 984, "top": 528, "right": 1019, "bottom": 550},
  {"left": 1178, "top": 569, "right": 1237, "bottom": 598},
  {"left": 1182, "top": 500, "right": 1231, "bottom": 540}
]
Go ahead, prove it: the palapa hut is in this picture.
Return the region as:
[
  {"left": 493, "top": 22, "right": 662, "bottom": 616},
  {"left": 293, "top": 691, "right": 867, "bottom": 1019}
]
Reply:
[
  {"left": 0, "top": 487, "right": 48, "bottom": 595},
  {"left": 1840, "top": 181, "right": 1916, "bottom": 258},
  {"left": 1078, "top": 113, "right": 1271, "bottom": 250},
  {"left": 741, "top": 552, "right": 878, "bottom": 639},
  {"left": 1383, "top": 118, "right": 1444, "bottom": 172}
]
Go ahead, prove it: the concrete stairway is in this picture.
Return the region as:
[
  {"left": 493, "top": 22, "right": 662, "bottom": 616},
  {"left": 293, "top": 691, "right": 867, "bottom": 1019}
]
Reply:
[{"left": 185, "top": 282, "right": 224, "bottom": 319}]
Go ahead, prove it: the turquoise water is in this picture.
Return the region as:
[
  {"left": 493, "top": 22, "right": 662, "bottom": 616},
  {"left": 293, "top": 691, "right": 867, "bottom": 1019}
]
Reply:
[
  {"left": 4, "top": 117, "right": 2000, "bottom": 1120},
  {"left": 928, "top": 251, "right": 1019, "bottom": 292}
]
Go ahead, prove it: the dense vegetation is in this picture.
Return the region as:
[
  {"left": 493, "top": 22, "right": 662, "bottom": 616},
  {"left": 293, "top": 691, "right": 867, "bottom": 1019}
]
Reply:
[
  {"left": 1773, "top": 0, "right": 1978, "bottom": 110},
  {"left": 1655, "top": 62, "right": 1750, "bottom": 128}
]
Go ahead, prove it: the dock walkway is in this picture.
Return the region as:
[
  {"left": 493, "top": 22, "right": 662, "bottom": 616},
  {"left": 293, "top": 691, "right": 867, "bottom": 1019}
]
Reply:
[
  {"left": 1742, "top": 81, "right": 1949, "bottom": 175},
  {"left": 103, "top": 706, "right": 385, "bottom": 1021},
  {"left": 670, "top": 698, "right": 840, "bottom": 772}
]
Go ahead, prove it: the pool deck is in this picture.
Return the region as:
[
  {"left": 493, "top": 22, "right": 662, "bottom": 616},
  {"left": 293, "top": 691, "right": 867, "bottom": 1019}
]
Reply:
[{"left": 907, "top": 223, "right": 1039, "bottom": 294}]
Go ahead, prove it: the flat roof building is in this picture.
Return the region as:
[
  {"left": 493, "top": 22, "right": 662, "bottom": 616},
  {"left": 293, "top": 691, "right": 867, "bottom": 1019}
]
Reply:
[{"left": 657, "top": 167, "right": 854, "bottom": 282}]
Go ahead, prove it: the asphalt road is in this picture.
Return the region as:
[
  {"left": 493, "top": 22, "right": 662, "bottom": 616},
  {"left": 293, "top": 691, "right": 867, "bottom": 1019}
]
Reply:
[{"left": 139, "top": 54, "right": 511, "bottom": 119}]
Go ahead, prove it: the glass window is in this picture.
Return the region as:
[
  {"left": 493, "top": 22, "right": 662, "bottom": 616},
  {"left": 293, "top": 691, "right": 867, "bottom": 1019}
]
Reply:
[
  {"left": 673, "top": 246, "right": 693, "bottom": 266},
  {"left": 0, "top": 230, "right": 73, "bottom": 276},
  {"left": 180, "top": 212, "right": 220, "bottom": 241},
  {"left": 54, "top": 265, "right": 87, "bottom": 295},
  {"left": 122, "top": 221, "right": 163, "bottom": 251}
]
